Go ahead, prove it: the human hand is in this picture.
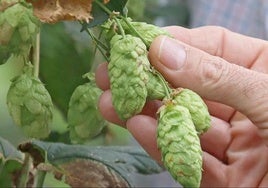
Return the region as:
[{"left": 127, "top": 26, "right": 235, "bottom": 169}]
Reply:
[{"left": 95, "top": 26, "right": 268, "bottom": 187}]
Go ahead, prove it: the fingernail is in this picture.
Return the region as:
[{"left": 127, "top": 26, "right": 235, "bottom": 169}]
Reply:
[{"left": 158, "top": 36, "right": 186, "bottom": 70}]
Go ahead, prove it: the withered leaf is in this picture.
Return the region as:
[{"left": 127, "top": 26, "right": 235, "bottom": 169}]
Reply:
[
  {"left": 57, "top": 159, "right": 129, "bottom": 187},
  {"left": 18, "top": 140, "right": 163, "bottom": 187},
  {"left": 26, "top": 0, "right": 95, "bottom": 23}
]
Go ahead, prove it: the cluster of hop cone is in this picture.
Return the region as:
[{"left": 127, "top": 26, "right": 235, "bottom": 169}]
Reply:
[{"left": 103, "top": 18, "right": 211, "bottom": 187}]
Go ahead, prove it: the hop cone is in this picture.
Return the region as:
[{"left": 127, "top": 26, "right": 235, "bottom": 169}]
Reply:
[
  {"left": 120, "top": 18, "right": 171, "bottom": 47},
  {"left": 173, "top": 88, "right": 211, "bottom": 134},
  {"left": 6, "top": 67, "right": 53, "bottom": 139},
  {"left": 157, "top": 102, "right": 202, "bottom": 187},
  {"left": 67, "top": 73, "right": 107, "bottom": 144},
  {"left": 108, "top": 34, "right": 148, "bottom": 120},
  {"left": 0, "top": 0, "right": 40, "bottom": 64},
  {"left": 145, "top": 69, "right": 166, "bottom": 100}
]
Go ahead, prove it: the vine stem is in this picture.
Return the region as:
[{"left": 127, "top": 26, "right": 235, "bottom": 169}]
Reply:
[
  {"left": 33, "top": 32, "right": 40, "bottom": 77},
  {"left": 17, "top": 154, "right": 31, "bottom": 187}
]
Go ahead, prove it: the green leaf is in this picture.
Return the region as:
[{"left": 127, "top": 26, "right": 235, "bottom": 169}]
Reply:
[
  {"left": 39, "top": 22, "right": 92, "bottom": 116},
  {"left": 85, "top": 0, "right": 128, "bottom": 28},
  {"left": 18, "top": 140, "right": 163, "bottom": 187}
]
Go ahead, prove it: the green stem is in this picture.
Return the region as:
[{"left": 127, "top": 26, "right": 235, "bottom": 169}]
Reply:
[
  {"left": 114, "top": 18, "right": 125, "bottom": 37},
  {"left": 33, "top": 32, "right": 40, "bottom": 77},
  {"left": 17, "top": 154, "right": 31, "bottom": 187},
  {"left": 34, "top": 170, "right": 47, "bottom": 187},
  {"left": 83, "top": 27, "right": 109, "bottom": 62},
  {"left": 155, "top": 69, "right": 172, "bottom": 99},
  {"left": 83, "top": 24, "right": 109, "bottom": 51},
  {"left": 94, "top": 0, "right": 113, "bottom": 15}
]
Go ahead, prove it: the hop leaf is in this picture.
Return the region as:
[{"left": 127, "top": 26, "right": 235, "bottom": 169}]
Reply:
[
  {"left": 0, "top": 1, "right": 40, "bottom": 64},
  {"left": 67, "top": 73, "right": 107, "bottom": 144},
  {"left": 108, "top": 34, "right": 149, "bottom": 120},
  {"left": 157, "top": 102, "right": 202, "bottom": 187},
  {"left": 6, "top": 67, "right": 53, "bottom": 139},
  {"left": 172, "top": 88, "right": 211, "bottom": 134}
]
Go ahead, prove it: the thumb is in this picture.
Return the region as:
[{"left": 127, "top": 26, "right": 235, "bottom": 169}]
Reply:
[{"left": 149, "top": 36, "right": 268, "bottom": 127}]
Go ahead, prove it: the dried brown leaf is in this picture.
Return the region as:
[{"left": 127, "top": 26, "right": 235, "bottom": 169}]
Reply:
[
  {"left": 26, "top": 0, "right": 94, "bottom": 23},
  {"left": 56, "top": 159, "right": 129, "bottom": 187}
]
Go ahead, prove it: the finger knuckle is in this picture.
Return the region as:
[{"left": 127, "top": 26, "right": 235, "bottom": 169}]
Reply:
[{"left": 197, "top": 55, "right": 228, "bottom": 88}]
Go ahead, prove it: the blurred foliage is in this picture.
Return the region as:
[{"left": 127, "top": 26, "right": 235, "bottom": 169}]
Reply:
[{"left": 39, "top": 22, "right": 92, "bottom": 117}]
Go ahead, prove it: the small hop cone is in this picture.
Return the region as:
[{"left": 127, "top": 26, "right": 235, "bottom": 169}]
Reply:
[
  {"left": 157, "top": 102, "right": 202, "bottom": 187},
  {"left": 108, "top": 34, "right": 148, "bottom": 120},
  {"left": 172, "top": 88, "right": 211, "bottom": 134},
  {"left": 0, "top": 1, "right": 40, "bottom": 64},
  {"left": 67, "top": 73, "right": 107, "bottom": 144},
  {"left": 120, "top": 18, "right": 171, "bottom": 47},
  {"left": 6, "top": 70, "right": 53, "bottom": 139}
]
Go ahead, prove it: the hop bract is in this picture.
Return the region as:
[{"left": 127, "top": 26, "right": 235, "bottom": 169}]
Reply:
[
  {"left": 157, "top": 101, "right": 202, "bottom": 187},
  {"left": 120, "top": 18, "right": 171, "bottom": 47},
  {"left": 67, "top": 74, "right": 107, "bottom": 144},
  {"left": 0, "top": 0, "right": 40, "bottom": 64},
  {"left": 6, "top": 70, "right": 53, "bottom": 139},
  {"left": 172, "top": 88, "right": 211, "bottom": 134},
  {"left": 108, "top": 34, "right": 149, "bottom": 120}
]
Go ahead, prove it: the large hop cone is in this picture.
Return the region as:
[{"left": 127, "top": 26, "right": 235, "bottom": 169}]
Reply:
[
  {"left": 0, "top": 0, "right": 40, "bottom": 64},
  {"left": 108, "top": 34, "right": 148, "bottom": 120},
  {"left": 6, "top": 66, "right": 53, "bottom": 139},
  {"left": 67, "top": 73, "right": 107, "bottom": 144},
  {"left": 157, "top": 102, "right": 202, "bottom": 187},
  {"left": 172, "top": 88, "right": 211, "bottom": 134},
  {"left": 120, "top": 18, "right": 171, "bottom": 47}
]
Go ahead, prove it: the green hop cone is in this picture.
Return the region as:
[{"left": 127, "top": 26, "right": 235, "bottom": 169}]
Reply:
[
  {"left": 0, "top": 0, "right": 40, "bottom": 64},
  {"left": 108, "top": 34, "right": 148, "bottom": 120},
  {"left": 145, "top": 69, "right": 166, "bottom": 100},
  {"left": 120, "top": 18, "right": 171, "bottom": 47},
  {"left": 6, "top": 66, "right": 53, "bottom": 139},
  {"left": 157, "top": 101, "right": 202, "bottom": 187},
  {"left": 172, "top": 88, "right": 211, "bottom": 134},
  {"left": 67, "top": 73, "right": 107, "bottom": 144}
]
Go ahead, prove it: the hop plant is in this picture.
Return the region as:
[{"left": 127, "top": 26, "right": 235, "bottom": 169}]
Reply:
[
  {"left": 67, "top": 73, "right": 107, "bottom": 144},
  {"left": 6, "top": 65, "right": 53, "bottom": 139},
  {"left": 157, "top": 101, "right": 202, "bottom": 187},
  {"left": 172, "top": 88, "right": 211, "bottom": 134},
  {"left": 0, "top": 0, "right": 40, "bottom": 64},
  {"left": 108, "top": 34, "right": 149, "bottom": 120}
]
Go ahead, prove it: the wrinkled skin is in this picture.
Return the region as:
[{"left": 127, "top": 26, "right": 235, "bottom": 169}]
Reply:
[{"left": 96, "top": 26, "right": 268, "bottom": 187}]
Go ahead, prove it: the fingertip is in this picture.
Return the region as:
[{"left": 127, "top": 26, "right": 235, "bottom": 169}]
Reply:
[
  {"left": 95, "top": 62, "right": 110, "bottom": 90},
  {"left": 98, "top": 90, "right": 125, "bottom": 126},
  {"left": 126, "top": 115, "right": 162, "bottom": 162}
]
